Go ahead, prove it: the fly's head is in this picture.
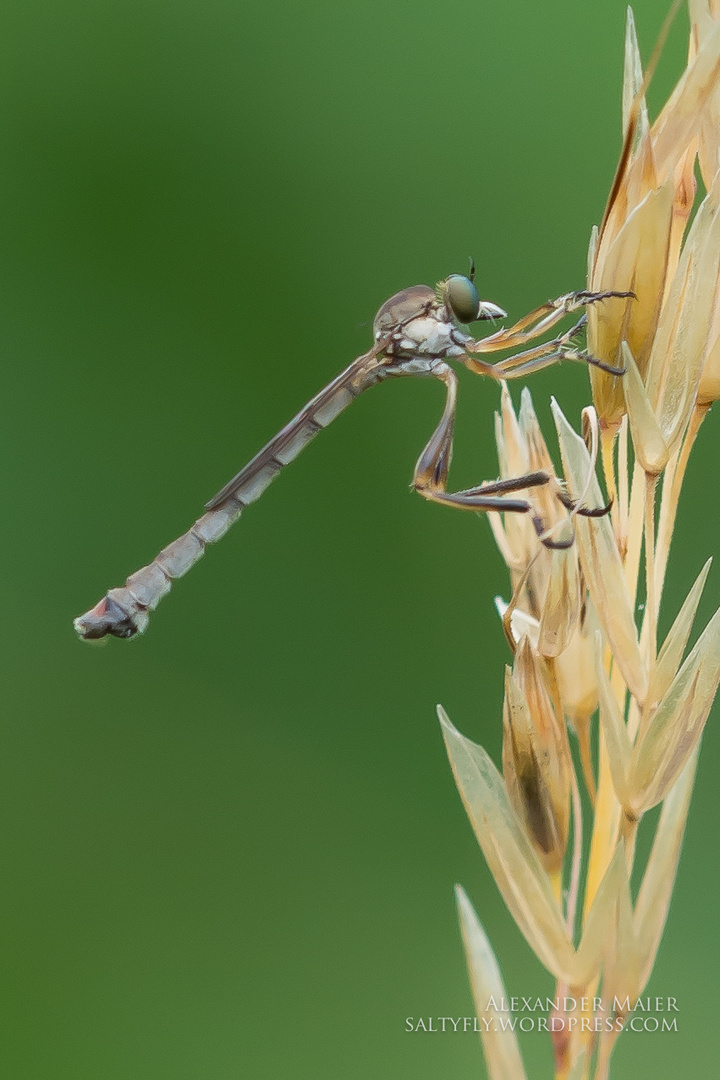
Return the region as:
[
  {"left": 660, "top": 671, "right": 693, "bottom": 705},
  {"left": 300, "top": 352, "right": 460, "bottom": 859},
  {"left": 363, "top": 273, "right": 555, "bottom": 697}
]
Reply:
[{"left": 436, "top": 264, "right": 507, "bottom": 327}]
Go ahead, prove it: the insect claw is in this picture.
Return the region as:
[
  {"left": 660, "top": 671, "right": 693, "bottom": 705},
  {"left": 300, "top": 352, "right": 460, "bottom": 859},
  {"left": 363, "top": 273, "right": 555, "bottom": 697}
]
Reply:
[
  {"left": 573, "top": 289, "right": 636, "bottom": 304},
  {"left": 601, "top": 289, "right": 637, "bottom": 301}
]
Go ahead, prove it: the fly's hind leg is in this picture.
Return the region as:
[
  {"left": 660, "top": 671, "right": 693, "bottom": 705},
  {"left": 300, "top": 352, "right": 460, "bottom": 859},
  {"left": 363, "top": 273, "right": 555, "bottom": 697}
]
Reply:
[{"left": 411, "top": 364, "right": 591, "bottom": 550}]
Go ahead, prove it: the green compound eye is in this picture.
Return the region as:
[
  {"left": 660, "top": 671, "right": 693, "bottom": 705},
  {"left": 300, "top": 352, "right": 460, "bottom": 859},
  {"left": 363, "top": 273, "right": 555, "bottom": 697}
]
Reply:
[{"left": 444, "top": 274, "right": 480, "bottom": 323}]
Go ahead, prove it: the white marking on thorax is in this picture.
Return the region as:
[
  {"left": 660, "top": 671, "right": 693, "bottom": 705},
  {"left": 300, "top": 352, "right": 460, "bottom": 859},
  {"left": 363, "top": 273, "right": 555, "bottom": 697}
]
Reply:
[{"left": 379, "top": 314, "right": 470, "bottom": 360}]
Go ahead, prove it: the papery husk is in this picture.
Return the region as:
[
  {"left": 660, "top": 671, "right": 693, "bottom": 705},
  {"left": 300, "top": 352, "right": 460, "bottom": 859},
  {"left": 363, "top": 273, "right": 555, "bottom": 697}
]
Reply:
[
  {"left": 490, "top": 387, "right": 538, "bottom": 592},
  {"left": 634, "top": 747, "right": 699, "bottom": 990},
  {"left": 456, "top": 887, "right": 528, "bottom": 1080},
  {"left": 648, "top": 558, "right": 712, "bottom": 708},
  {"left": 539, "top": 545, "right": 581, "bottom": 658},
  {"left": 621, "top": 342, "right": 670, "bottom": 475},
  {"left": 588, "top": 9, "right": 720, "bottom": 426},
  {"left": 690, "top": 1, "right": 720, "bottom": 187},
  {"left": 644, "top": 167, "right": 720, "bottom": 458},
  {"left": 630, "top": 603, "right": 720, "bottom": 811},
  {"left": 552, "top": 401, "right": 647, "bottom": 701},
  {"left": 601, "top": 746, "right": 698, "bottom": 1006},
  {"left": 502, "top": 642, "right": 571, "bottom": 874},
  {"left": 594, "top": 632, "right": 633, "bottom": 813},
  {"left": 440, "top": 708, "right": 623, "bottom": 986}
]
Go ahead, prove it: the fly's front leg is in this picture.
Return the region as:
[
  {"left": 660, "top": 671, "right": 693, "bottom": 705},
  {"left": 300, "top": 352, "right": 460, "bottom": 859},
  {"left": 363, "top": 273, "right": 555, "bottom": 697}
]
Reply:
[
  {"left": 465, "top": 289, "right": 633, "bottom": 357},
  {"left": 411, "top": 365, "right": 575, "bottom": 549},
  {"left": 465, "top": 315, "right": 625, "bottom": 381}
]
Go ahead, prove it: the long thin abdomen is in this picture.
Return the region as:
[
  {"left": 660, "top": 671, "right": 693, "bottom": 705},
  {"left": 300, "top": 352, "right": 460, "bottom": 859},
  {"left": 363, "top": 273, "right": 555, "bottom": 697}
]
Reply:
[{"left": 74, "top": 351, "right": 382, "bottom": 639}]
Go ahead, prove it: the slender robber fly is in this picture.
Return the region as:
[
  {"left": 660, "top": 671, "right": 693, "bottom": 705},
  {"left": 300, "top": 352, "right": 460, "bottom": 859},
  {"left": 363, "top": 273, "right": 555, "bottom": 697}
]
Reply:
[{"left": 74, "top": 268, "right": 628, "bottom": 640}]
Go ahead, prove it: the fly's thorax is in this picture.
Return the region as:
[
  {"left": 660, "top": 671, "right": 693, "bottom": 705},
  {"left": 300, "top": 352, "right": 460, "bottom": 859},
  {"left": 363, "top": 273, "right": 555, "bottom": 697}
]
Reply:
[
  {"left": 373, "top": 284, "right": 469, "bottom": 360},
  {"left": 373, "top": 285, "right": 437, "bottom": 334}
]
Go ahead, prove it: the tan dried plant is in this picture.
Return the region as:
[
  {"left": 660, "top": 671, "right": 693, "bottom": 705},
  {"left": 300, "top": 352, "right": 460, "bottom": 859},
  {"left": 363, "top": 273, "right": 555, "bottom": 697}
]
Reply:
[{"left": 440, "top": 4, "right": 720, "bottom": 1078}]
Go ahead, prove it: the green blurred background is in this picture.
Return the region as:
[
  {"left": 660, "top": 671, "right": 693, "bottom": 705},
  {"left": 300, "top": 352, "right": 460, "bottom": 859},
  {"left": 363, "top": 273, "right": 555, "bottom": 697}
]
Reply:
[{"left": 0, "top": 1, "right": 717, "bottom": 1077}]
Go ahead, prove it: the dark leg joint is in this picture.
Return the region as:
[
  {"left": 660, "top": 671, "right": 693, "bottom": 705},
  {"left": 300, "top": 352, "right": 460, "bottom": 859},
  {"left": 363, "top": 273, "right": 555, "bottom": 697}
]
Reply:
[
  {"left": 576, "top": 501, "right": 614, "bottom": 518},
  {"left": 577, "top": 349, "right": 626, "bottom": 377},
  {"left": 532, "top": 515, "right": 575, "bottom": 550},
  {"left": 557, "top": 491, "right": 613, "bottom": 517}
]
